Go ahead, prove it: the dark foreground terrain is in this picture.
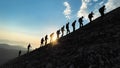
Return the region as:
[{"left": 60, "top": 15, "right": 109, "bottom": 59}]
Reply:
[{"left": 0, "top": 7, "right": 120, "bottom": 68}]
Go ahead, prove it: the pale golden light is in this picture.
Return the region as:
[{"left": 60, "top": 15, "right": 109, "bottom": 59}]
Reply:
[
  {"left": 52, "top": 35, "right": 57, "bottom": 42},
  {"left": 0, "top": 30, "right": 40, "bottom": 49},
  {"left": 0, "top": 26, "right": 59, "bottom": 49},
  {"left": 51, "top": 35, "right": 58, "bottom": 46}
]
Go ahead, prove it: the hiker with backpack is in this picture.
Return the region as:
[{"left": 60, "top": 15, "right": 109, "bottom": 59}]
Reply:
[
  {"left": 78, "top": 16, "right": 84, "bottom": 28},
  {"left": 72, "top": 20, "right": 76, "bottom": 32},
  {"left": 88, "top": 12, "right": 94, "bottom": 22},
  {"left": 99, "top": 5, "right": 106, "bottom": 16}
]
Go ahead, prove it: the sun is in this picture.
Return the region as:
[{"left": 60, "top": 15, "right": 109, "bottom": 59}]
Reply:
[
  {"left": 51, "top": 35, "right": 58, "bottom": 45},
  {"left": 52, "top": 36, "right": 57, "bottom": 42}
]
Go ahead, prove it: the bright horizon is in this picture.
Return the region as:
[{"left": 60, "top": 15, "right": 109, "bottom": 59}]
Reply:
[{"left": 0, "top": 0, "right": 119, "bottom": 49}]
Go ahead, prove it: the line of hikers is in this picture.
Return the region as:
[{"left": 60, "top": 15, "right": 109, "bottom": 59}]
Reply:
[
  {"left": 18, "top": 5, "right": 106, "bottom": 57},
  {"left": 40, "top": 5, "right": 106, "bottom": 46}
]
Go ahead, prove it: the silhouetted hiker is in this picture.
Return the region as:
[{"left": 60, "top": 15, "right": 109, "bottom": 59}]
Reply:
[
  {"left": 41, "top": 38, "right": 44, "bottom": 46},
  {"left": 18, "top": 50, "right": 21, "bottom": 57},
  {"left": 27, "top": 43, "right": 31, "bottom": 53},
  {"left": 61, "top": 25, "right": 65, "bottom": 37},
  {"left": 72, "top": 20, "right": 76, "bottom": 32},
  {"left": 66, "top": 22, "right": 70, "bottom": 34},
  {"left": 45, "top": 35, "right": 48, "bottom": 45},
  {"left": 50, "top": 33, "right": 54, "bottom": 43},
  {"left": 99, "top": 5, "right": 106, "bottom": 16},
  {"left": 88, "top": 12, "right": 94, "bottom": 22},
  {"left": 78, "top": 16, "right": 84, "bottom": 28},
  {"left": 56, "top": 29, "right": 60, "bottom": 39}
]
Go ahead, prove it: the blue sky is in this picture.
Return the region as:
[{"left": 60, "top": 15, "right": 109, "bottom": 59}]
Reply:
[{"left": 0, "top": 0, "right": 119, "bottom": 49}]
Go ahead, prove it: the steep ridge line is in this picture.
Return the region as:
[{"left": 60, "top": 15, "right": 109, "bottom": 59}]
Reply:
[{"left": 0, "top": 7, "right": 120, "bottom": 68}]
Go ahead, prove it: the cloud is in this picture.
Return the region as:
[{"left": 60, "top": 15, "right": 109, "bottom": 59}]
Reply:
[
  {"left": 93, "top": 0, "right": 98, "bottom": 2},
  {"left": 99, "top": 1, "right": 104, "bottom": 6},
  {"left": 77, "top": 0, "right": 91, "bottom": 19},
  {"left": 63, "top": 2, "right": 71, "bottom": 20},
  {"left": 105, "top": 0, "right": 120, "bottom": 12},
  {"left": 77, "top": 0, "right": 120, "bottom": 21}
]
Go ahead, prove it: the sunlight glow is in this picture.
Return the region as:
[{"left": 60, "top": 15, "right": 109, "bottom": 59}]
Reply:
[
  {"left": 0, "top": 30, "right": 40, "bottom": 49},
  {"left": 51, "top": 35, "right": 58, "bottom": 46},
  {"left": 52, "top": 35, "right": 57, "bottom": 42}
]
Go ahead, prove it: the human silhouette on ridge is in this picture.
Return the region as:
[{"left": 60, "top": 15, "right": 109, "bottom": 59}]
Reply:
[
  {"left": 78, "top": 16, "right": 84, "bottom": 28},
  {"left": 18, "top": 50, "right": 21, "bottom": 57},
  {"left": 99, "top": 5, "right": 106, "bottom": 16},
  {"left": 88, "top": 11, "right": 94, "bottom": 22},
  {"left": 56, "top": 29, "right": 60, "bottom": 39},
  {"left": 66, "top": 22, "right": 70, "bottom": 34},
  {"left": 61, "top": 25, "right": 65, "bottom": 37},
  {"left": 27, "top": 43, "right": 31, "bottom": 53},
  {"left": 45, "top": 35, "right": 48, "bottom": 45},
  {"left": 72, "top": 20, "right": 76, "bottom": 32},
  {"left": 41, "top": 37, "right": 44, "bottom": 46}
]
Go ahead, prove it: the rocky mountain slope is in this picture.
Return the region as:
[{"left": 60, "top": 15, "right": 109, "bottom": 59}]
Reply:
[{"left": 0, "top": 7, "right": 120, "bottom": 68}]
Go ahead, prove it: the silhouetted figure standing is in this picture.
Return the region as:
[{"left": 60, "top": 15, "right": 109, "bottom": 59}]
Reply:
[
  {"left": 61, "top": 26, "right": 65, "bottom": 37},
  {"left": 99, "top": 5, "right": 106, "bottom": 16},
  {"left": 78, "top": 16, "right": 84, "bottom": 28},
  {"left": 27, "top": 43, "right": 31, "bottom": 53},
  {"left": 72, "top": 20, "right": 76, "bottom": 32},
  {"left": 56, "top": 29, "right": 60, "bottom": 39},
  {"left": 50, "top": 33, "right": 54, "bottom": 43},
  {"left": 66, "top": 22, "right": 70, "bottom": 34},
  {"left": 88, "top": 12, "right": 94, "bottom": 22},
  {"left": 18, "top": 50, "right": 21, "bottom": 57},
  {"left": 45, "top": 35, "right": 48, "bottom": 45},
  {"left": 41, "top": 38, "right": 44, "bottom": 46}
]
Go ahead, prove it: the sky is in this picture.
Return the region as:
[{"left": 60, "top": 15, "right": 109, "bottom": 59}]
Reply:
[{"left": 0, "top": 0, "right": 119, "bottom": 49}]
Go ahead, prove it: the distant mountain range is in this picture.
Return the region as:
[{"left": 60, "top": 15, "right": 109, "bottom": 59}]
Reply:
[
  {"left": 0, "top": 44, "right": 26, "bottom": 65},
  {"left": 0, "top": 44, "right": 26, "bottom": 50}
]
